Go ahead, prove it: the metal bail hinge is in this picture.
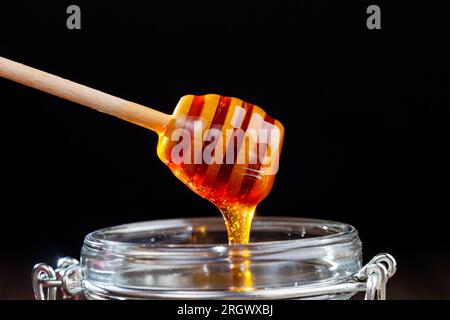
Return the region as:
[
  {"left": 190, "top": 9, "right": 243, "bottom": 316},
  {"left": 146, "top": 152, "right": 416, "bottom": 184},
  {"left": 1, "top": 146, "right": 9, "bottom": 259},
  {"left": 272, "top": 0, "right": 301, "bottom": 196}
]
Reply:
[
  {"left": 32, "top": 257, "right": 83, "bottom": 300},
  {"left": 355, "top": 253, "right": 397, "bottom": 300}
]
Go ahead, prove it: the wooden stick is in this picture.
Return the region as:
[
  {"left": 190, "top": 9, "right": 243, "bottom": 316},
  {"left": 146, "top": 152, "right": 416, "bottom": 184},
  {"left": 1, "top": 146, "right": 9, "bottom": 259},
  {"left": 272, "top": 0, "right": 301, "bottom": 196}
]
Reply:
[{"left": 0, "top": 56, "right": 171, "bottom": 133}]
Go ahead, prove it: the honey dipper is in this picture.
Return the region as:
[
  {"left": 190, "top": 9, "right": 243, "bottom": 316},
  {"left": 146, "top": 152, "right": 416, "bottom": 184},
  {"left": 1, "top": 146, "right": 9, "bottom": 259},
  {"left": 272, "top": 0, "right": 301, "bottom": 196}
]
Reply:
[{"left": 0, "top": 56, "right": 284, "bottom": 244}]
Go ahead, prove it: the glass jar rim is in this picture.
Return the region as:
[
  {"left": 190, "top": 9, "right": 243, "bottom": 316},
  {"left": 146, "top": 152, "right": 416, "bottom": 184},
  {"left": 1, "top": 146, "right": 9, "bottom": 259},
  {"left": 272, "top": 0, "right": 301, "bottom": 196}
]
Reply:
[
  {"left": 83, "top": 216, "right": 359, "bottom": 255},
  {"left": 80, "top": 216, "right": 363, "bottom": 299}
]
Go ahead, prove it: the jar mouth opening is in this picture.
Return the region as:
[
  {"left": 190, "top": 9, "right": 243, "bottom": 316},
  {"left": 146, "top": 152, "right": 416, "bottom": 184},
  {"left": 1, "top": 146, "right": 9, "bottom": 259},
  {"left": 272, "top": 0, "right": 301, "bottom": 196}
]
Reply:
[{"left": 83, "top": 216, "right": 358, "bottom": 254}]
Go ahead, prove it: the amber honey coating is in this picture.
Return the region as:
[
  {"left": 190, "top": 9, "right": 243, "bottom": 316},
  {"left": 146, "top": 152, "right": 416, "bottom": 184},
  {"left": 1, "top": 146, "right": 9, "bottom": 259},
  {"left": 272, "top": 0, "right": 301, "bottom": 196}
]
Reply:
[{"left": 157, "top": 94, "right": 284, "bottom": 244}]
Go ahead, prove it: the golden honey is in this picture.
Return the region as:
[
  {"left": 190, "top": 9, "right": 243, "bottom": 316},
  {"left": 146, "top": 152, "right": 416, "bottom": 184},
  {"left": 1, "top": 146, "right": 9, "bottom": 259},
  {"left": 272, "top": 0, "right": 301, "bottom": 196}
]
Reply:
[{"left": 157, "top": 94, "right": 284, "bottom": 244}]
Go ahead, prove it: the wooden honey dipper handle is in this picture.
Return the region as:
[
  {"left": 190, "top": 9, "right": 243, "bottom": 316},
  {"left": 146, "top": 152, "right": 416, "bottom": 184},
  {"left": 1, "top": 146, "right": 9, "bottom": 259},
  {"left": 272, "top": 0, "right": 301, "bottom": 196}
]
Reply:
[{"left": 0, "top": 56, "right": 171, "bottom": 133}]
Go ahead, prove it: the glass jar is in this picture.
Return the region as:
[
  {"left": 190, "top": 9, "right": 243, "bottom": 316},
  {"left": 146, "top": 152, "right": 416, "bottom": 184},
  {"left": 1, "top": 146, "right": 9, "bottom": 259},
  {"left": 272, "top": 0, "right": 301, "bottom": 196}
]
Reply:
[{"left": 32, "top": 217, "right": 396, "bottom": 300}]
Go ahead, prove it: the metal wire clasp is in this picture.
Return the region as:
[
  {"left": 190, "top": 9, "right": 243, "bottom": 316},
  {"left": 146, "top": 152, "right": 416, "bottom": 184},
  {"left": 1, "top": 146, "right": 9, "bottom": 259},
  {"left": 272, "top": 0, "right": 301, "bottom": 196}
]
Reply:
[
  {"left": 32, "top": 257, "right": 83, "bottom": 300},
  {"left": 355, "top": 253, "right": 397, "bottom": 300}
]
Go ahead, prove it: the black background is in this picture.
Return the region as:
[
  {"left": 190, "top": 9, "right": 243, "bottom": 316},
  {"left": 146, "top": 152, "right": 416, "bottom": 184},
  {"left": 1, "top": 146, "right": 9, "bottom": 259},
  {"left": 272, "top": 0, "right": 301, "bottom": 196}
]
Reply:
[{"left": 1, "top": 1, "right": 448, "bottom": 299}]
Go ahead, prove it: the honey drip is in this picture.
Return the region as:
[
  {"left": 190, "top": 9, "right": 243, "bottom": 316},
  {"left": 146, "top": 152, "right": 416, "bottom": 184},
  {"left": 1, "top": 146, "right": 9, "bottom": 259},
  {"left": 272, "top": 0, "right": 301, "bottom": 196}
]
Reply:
[
  {"left": 191, "top": 226, "right": 254, "bottom": 291},
  {"left": 229, "top": 249, "right": 254, "bottom": 291}
]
